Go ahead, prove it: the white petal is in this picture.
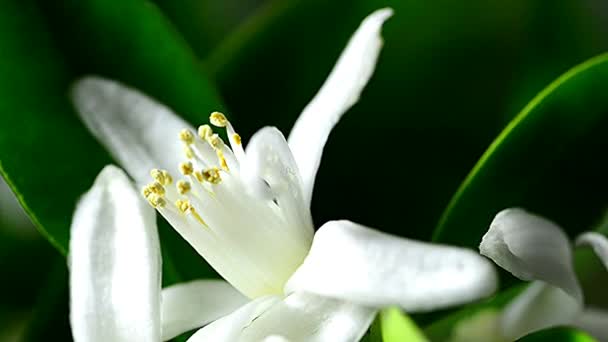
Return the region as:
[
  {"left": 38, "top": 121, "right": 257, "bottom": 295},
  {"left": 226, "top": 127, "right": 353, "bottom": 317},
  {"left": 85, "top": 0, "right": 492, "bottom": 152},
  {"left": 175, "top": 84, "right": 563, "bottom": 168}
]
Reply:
[
  {"left": 71, "top": 76, "right": 194, "bottom": 185},
  {"left": 240, "top": 292, "right": 376, "bottom": 342},
  {"left": 188, "top": 293, "right": 375, "bottom": 342},
  {"left": 576, "top": 232, "right": 608, "bottom": 270},
  {"left": 161, "top": 280, "right": 249, "bottom": 341},
  {"left": 69, "top": 165, "right": 161, "bottom": 342},
  {"left": 286, "top": 220, "right": 497, "bottom": 312},
  {"left": 287, "top": 8, "right": 393, "bottom": 205},
  {"left": 500, "top": 282, "right": 581, "bottom": 340},
  {"left": 187, "top": 296, "right": 281, "bottom": 342},
  {"left": 573, "top": 307, "right": 608, "bottom": 341},
  {"left": 480, "top": 208, "right": 583, "bottom": 303},
  {"left": 244, "top": 127, "right": 314, "bottom": 244}
]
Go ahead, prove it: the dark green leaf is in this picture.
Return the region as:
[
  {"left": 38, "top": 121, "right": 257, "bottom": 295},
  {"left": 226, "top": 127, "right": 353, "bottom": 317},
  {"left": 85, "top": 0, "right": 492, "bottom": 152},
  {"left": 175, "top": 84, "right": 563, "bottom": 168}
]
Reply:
[{"left": 433, "top": 53, "right": 608, "bottom": 248}]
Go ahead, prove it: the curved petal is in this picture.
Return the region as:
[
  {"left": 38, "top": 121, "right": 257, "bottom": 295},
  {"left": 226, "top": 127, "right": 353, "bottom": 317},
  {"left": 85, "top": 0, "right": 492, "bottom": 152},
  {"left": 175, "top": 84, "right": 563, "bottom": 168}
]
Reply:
[
  {"left": 69, "top": 165, "right": 161, "bottom": 342},
  {"left": 500, "top": 282, "right": 581, "bottom": 340},
  {"left": 190, "top": 293, "right": 374, "bottom": 342},
  {"left": 240, "top": 292, "right": 376, "bottom": 342},
  {"left": 187, "top": 296, "right": 281, "bottom": 342},
  {"left": 71, "top": 76, "right": 194, "bottom": 185},
  {"left": 286, "top": 220, "right": 497, "bottom": 312},
  {"left": 576, "top": 232, "right": 608, "bottom": 270},
  {"left": 287, "top": 8, "right": 393, "bottom": 205},
  {"left": 480, "top": 208, "right": 582, "bottom": 303},
  {"left": 573, "top": 307, "right": 608, "bottom": 341},
  {"left": 244, "top": 126, "right": 314, "bottom": 244},
  {"left": 161, "top": 280, "right": 249, "bottom": 341}
]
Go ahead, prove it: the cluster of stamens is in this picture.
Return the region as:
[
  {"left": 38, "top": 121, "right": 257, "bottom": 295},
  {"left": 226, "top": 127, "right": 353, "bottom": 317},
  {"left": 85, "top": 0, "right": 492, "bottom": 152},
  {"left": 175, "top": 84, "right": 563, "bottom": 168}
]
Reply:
[{"left": 141, "top": 112, "right": 246, "bottom": 227}]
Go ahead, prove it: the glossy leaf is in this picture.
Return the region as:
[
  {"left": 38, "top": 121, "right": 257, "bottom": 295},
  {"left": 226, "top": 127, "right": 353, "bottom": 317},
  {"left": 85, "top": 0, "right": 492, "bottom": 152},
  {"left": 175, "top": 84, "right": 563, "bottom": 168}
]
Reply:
[
  {"left": 433, "top": 53, "right": 608, "bottom": 248},
  {"left": 0, "top": 0, "right": 225, "bottom": 284}
]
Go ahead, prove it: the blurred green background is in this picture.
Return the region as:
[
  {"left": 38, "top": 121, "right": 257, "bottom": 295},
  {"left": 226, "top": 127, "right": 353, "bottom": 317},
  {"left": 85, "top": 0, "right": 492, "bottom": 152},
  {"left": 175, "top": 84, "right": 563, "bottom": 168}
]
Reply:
[{"left": 1, "top": 0, "right": 608, "bottom": 340}]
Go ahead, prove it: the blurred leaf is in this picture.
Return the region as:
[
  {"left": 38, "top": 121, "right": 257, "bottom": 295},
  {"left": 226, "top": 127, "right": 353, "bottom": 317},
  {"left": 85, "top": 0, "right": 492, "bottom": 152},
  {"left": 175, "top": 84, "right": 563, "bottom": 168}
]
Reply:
[
  {"left": 433, "top": 53, "right": 608, "bottom": 248},
  {"left": 20, "top": 260, "right": 72, "bottom": 342},
  {"left": 39, "top": 0, "right": 226, "bottom": 123},
  {"left": 0, "top": 0, "right": 226, "bottom": 284},
  {"left": 0, "top": 0, "right": 109, "bottom": 253},
  {"left": 151, "top": 0, "right": 268, "bottom": 57},
  {"left": 519, "top": 327, "right": 597, "bottom": 342},
  {"left": 380, "top": 308, "right": 428, "bottom": 342},
  {"left": 205, "top": 0, "right": 608, "bottom": 242}
]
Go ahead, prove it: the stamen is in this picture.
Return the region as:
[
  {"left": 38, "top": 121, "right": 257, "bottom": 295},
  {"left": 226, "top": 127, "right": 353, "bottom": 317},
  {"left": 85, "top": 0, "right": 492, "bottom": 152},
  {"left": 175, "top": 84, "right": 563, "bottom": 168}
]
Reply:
[
  {"left": 216, "top": 150, "right": 229, "bottom": 171},
  {"left": 210, "top": 112, "right": 228, "bottom": 127},
  {"left": 202, "top": 167, "right": 222, "bottom": 184},
  {"left": 184, "top": 146, "right": 194, "bottom": 159},
  {"left": 179, "top": 162, "right": 194, "bottom": 176},
  {"left": 175, "top": 199, "right": 207, "bottom": 226},
  {"left": 193, "top": 171, "right": 204, "bottom": 183},
  {"left": 145, "top": 193, "right": 166, "bottom": 208},
  {"left": 151, "top": 169, "right": 173, "bottom": 185},
  {"left": 207, "top": 134, "right": 222, "bottom": 149},
  {"left": 179, "top": 129, "right": 195, "bottom": 145},
  {"left": 198, "top": 124, "right": 213, "bottom": 140},
  {"left": 233, "top": 133, "right": 242, "bottom": 146},
  {"left": 176, "top": 180, "right": 191, "bottom": 195}
]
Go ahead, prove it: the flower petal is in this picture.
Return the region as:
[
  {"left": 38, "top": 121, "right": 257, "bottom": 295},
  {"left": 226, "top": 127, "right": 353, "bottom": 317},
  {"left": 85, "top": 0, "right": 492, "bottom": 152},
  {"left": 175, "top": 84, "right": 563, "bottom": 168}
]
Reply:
[
  {"left": 480, "top": 208, "right": 582, "bottom": 303},
  {"left": 240, "top": 292, "right": 376, "bottom": 342},
  {"left": 287, "top": 8, "right": 393, "bottom": 205},
  {"left": 500, "top": 282, "right": 581, "bottom": 340},
  {"left": 189, "top": 293, "right": 375, "bottom": 342},
  {"left": 187, "top": 296, "right": 281, "bottom": 342},
  {"left": 244, "top": 126, "right": 314, "bottom": 244},
  {"left": 161, "top": 280, "right": 249, "bottom": 341},
  {"left": 573, "top": 307, "right": 608, "bottom": 341},
  {"left": 575, "top": 232, "right": 608, "bottom": 270},
  {"left": 69, "top": 165, "right": 161, "bottom": 341},
  {"left": 286, "top": 220, "right": 497, "bottom": 312},
  {"left": 71, "top": 76, "right": 194, "bottom": 185}
]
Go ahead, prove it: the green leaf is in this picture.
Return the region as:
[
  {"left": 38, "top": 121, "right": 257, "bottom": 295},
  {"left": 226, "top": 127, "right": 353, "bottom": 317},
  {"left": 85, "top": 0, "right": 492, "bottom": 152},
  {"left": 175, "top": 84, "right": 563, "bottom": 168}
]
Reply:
[
  {"left": 519, "top": 327, "right": 597, "bottom": 342},
  {"left": 0, "top": 1, "right": 110, "bottom": 253},
  {"left": 380, "top": 307, "right": 428, "bottom": 342},
  {"left": 0, "top": 0, "right": 225, "bottom": 283},
  {"left": 433, "top": 53, "right": 608, "bottom": 247}
]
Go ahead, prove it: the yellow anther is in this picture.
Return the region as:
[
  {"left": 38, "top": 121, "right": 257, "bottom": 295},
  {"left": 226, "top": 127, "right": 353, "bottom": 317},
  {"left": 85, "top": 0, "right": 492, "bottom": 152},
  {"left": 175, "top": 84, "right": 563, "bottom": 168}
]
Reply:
[
  {"left": 194, "top": 171, "right": 204, "bottom": 183},
  {"left": 151, "top": 169, "right": 173, "bottom": 185},
  {"left": 179, "top": 129, "right": 195, "bottom": 145},
  {"left": 207, "top": 134, "right": 221, "bottom": 149},
  {"left": 202, "top": 167, "right": 222, "bottom": 184},
  {"left": 176, "top": 199, "right": 191, "bottom": 213},
  {"left": 176, "top": 180, "right": 191, "bottom": 195},
  {"left": 179, "top": 162, "right": 194, "bottom": 175},
  {"left": 141, "top": 186, "right": 152, "bottom": 198},
  {"left": 149, "top": 181, "right": 165, "bottom": 196},
  {"left": 198, "top": 124, "right": 213, "bottom": 140},
  {"left": 175, "top": 199, "right": 207, "bottom": 226},
  {"left": 146, "top": 194, "right": 166, "bottom": 208},
  {"left": 216, "top": 150, "right": 229, "bottom": 171},
  {"left": 184, "top": 145, "right": 194, "bottom": 159},
  {"left": 233, "top": 133, "right": 242, "bottom": 145},
  {"left": 210, "top": 112, "right": 228, "bottom": 127}
]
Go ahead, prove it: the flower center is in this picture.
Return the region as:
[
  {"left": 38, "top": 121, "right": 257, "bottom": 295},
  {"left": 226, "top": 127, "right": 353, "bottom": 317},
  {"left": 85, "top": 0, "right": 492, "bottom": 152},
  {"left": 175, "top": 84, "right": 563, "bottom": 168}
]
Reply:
[{"left": 141, "top": 112, "right": 313, "bottom": 298}]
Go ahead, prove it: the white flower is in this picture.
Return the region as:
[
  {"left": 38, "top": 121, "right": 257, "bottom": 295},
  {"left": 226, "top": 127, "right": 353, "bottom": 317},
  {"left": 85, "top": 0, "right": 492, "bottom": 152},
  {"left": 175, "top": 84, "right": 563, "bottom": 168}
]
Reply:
[
  {"left": 69, "top": 8, "right": 497, "bottom": 341},
  {"left": 467, "top": 208, "right": 608, "bottom": 341}
]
